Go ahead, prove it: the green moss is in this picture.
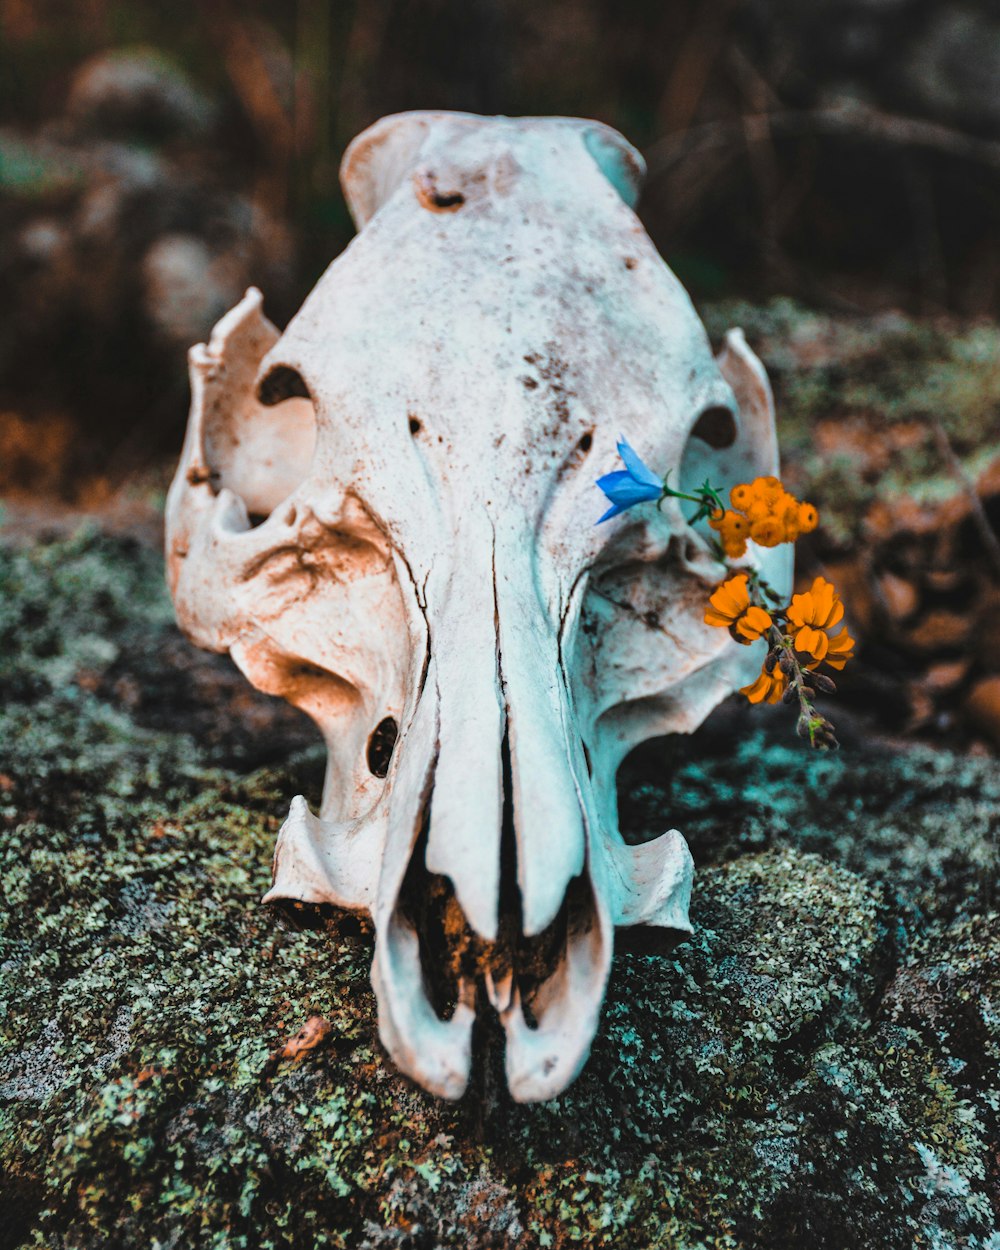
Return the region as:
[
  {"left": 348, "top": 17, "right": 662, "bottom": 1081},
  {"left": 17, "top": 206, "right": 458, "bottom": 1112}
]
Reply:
[{"left": 1, "top": 530, "right": 998, "bottom": 1248}]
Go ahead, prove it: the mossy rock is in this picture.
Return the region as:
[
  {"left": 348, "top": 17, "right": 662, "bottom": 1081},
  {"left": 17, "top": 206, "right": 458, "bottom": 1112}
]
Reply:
[{"left": 1, "top": 531, "right": 999, "bottom": 1248}]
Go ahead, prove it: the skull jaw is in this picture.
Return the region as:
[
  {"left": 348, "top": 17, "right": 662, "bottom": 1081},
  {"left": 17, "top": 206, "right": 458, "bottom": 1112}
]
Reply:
[{"left": 264, "top": 779, "right": 693, "bottom": 1103}]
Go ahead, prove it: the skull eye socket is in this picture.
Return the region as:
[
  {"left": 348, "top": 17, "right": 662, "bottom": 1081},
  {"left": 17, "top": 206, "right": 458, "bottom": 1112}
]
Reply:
[
  {"left": 689, "top": 404, "right": 737, "bottom": 450},
  {"left": 678, "top": 401, "right": 740, "bottom": 516},
  {"left": 197, "top": 350, "right": 317, "bottom": 526},
  {"left": 257, "top": 365, "right": 312, "bottom": 407},
  {"left": 367, "top": 717, "right": 399, "bottom": 778}
]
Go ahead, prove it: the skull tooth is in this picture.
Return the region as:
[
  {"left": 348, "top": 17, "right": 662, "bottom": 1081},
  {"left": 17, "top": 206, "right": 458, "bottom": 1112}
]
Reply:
[
  {"left": 501, "top": 871, "right": 612, "bottom": 1103},
  {"left": 372, "top": 914, "right": 475, "bottom": 1101},
  {"left": 484, "top": 968, "right": 515, "bottom": 1014},
  {"left": 261, "top": 795, "right": 380, "bottom": 912}
]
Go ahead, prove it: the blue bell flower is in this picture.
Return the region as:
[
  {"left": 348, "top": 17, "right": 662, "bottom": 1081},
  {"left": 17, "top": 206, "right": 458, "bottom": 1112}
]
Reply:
[{"left": 595, "top": 437, "right": 663, "bottom": 523}]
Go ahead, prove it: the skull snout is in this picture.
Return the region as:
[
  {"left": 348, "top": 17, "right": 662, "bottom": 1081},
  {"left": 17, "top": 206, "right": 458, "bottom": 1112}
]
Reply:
[
  {"left": 419, "top": 532, "right": 587, "bottom": 944},
  {"left": 370, "top": 538, "right": 611, "bottom": 1100}
]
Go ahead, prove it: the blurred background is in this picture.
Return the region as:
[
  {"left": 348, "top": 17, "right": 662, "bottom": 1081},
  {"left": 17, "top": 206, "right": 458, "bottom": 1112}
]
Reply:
[{"left": 2, "top": 0, "right": 1000, "bottom": 750}]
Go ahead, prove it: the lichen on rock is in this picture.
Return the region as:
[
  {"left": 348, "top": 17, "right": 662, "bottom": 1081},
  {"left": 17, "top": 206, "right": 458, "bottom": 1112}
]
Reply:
[{"left": 1, "top": 530, "right": 998, "bottom": 1248}]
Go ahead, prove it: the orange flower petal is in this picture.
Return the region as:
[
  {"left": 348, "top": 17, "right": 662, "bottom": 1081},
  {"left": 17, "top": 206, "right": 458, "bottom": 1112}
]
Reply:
[
  {"left": 794, "top": 625, "right": 829, "bottom": 661},
  {"left": 734, "top": 605, "right": 772, "bottom": 642},
  {"left": 740, "top": 665, "right": 787, "bottom": 704},
  {"left": 786, "top": 593, "right": 809, "bottom": 630},
  {"left": 822, "top": 628, "right": 855, "bottom": 670},
  {"left": 708, "top": 574, "right": 749, "bottom": 618},
  {"left": 809, "top": 578, "right": 843, "bottom": 629},
  {"left": 740, "top": 670, "right": 772, "bottom": 703},
  {"left": 706, "top": 583, "right": 744, "bottom": 625}
]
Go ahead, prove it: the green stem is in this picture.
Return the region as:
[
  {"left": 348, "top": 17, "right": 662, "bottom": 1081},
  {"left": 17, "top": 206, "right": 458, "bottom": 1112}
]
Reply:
[
  {"left": 657, "top": 474, "right": 726, "bottom": 522},
  {"left": 765, "top": 624, "right": 820, "bottom": 747},
  {"left": 660, "top": 486, "right": 708, "bottom": 507}
]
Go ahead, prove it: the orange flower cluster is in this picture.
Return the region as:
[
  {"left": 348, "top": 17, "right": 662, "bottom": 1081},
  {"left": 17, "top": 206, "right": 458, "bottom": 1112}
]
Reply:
[
  {"left": 708, "top": 475, "right": 818, "bottom": 559},
  {"left": 699, "top": 474, "right": 847, "bottom": 745},
  {"left": 737, "top": 577, "right": 855, "bottom": 703},
  {"left": 704, "top": 571, "right": 855, "bottom": 707}
]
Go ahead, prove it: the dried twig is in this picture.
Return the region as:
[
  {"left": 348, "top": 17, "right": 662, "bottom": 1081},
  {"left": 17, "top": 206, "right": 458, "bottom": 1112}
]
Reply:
[
  {"left": 645, "top": 101, "right": 1000, "bottom": 178},
  {"left": 198, "top": 0, "right": 295, "bottom": 213},
  {"left": 656, "top": 0, "right": 739, "bottom": 136},
  {"left": 932, "top": 419, "right": 1000, "bottom": 581}
]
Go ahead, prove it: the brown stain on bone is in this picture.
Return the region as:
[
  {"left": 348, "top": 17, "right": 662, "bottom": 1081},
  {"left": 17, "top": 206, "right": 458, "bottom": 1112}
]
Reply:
[
  {"left": 413, "top": 169, "right": 466, "bottom": 213},
  {"left": 413, "top": 150, "right": 521, "bottom": 214}
]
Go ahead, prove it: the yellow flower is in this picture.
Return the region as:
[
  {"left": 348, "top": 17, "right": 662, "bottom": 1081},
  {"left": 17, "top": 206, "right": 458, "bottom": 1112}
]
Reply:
[
  {"left": 752, "top": 475, "right": 784, "bottom": 505},
  {"left": 740, "top": 664, "right": 788, "bottom": 704},
  {"left": 709, "top": 508, "right": 750, "bottom": 558},
  {"left": 749, "top": 515, "right": 786, "bottom": 548},
  {"left": 777, "top": 493, "right": 801, "bottom": 541},
  {"left": 813, "top": 626, "right": 854, "bottom": 671},
  {"left": 744, "top": 495, "right": 775, "bottom": 524},
  {"left": 797, "top": 502, "right": 819, "bottom": 534},
  {"left": 787, "top": 576, "right": 844, "bottom": 632},
  {"left": 704, "top": 574, "right": 772, "bottom": 643},
  {"left": 730, "top": 482, "right": 755, "bottom": 511},
  {"left": 787, "top": 577, "right": 853, "bottom": 670}
]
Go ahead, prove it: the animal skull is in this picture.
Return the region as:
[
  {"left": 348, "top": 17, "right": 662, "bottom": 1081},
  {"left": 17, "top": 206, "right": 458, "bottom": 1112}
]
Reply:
[{"left": 165, "top": 111, "right": 791, "bottom": 1102}]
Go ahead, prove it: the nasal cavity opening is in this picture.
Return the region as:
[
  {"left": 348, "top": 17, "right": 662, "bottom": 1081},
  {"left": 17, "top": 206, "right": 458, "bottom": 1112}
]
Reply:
[
  {"left": 392, "top": 719, "right": 584, "bottom": 1036},
  {"left": 396, "top": 793, "right": 464, "bottom": 1022},
  {"left": 690, "top": 404, "right": 738, "bottom": 450},
  {"left": 366, "top": 717, "right": 399, "bottom": 778},
  {"left": 496, "top": 723, "right": 572, "bottom": 1032},
  {"left": 495, "top": 724, "right": 522, "bottom": 965}
]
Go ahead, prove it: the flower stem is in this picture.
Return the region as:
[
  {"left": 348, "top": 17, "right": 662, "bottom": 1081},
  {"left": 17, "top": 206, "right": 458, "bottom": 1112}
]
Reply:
[
  {"left": 658, "top": 475, "right": 726, "bottom": 524},
  {"left": 748, "top": 573, "right": 837, "bottom": 750}
]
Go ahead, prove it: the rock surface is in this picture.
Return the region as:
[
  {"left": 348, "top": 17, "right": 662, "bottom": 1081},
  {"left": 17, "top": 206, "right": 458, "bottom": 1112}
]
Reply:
[{"left": 1, "top": 530, "right": 999, "bottom": 1248}]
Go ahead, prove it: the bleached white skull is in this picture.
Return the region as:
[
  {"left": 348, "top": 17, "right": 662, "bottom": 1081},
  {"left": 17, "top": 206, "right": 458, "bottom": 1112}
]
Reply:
[{"left": 165, "top": 111, "right": 790, "bottom": 1102}]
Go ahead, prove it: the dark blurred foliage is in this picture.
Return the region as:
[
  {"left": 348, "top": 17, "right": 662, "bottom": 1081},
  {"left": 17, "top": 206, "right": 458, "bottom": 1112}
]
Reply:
[{"left": 5, "top": 0, "right": 1000, "bottom": 478}]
